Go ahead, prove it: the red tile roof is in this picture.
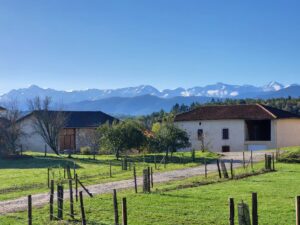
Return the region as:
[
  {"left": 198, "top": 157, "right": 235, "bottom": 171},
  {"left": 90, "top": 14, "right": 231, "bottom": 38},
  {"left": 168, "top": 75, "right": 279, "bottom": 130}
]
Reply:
[{"left": 174, "top": 104, "right": 300, "bottom": 121}]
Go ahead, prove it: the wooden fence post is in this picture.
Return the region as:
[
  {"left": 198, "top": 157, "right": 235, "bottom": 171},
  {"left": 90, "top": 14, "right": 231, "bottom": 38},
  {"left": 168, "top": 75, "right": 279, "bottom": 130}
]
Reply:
[
  {"left": 28, "top": 195, "right": 32, "bottom": 225},
  {"left": 250, "top": 150, "right": 253, "bottom": 170},
  {"left": 242, "top": 151, "right": 245, "bottom": 169},
  {"left": 50, "top": 180, "right": 54, "bottom": 221},
  {"left": 44, "top": 144, "right": 47, "bottom": 157},
  {"left": 296, "top": 196, "right": 300, "bottom": 225},
  {"left": 143, "top": 169, "right": 149, "bottom": 193},
  {"left": 129, "top": 162, "right": 132, "bottom": 171},
  {"left": 204, "top": 159, "right": 207, "bottom": 179},
  {"left": 133, "top": 166, "right": 137, "bottom": 193},
  {"left": 47, "top": 168, "right": 50, "bottom": 188},
  {"left": 73, "top": 161, "right": 76, "bottom": 179},
  {"left": 276, "top": 148, "right": 280, "bottom": 161},
  {"left": 216, "top": 160, "right": 222, "bottom": 179},
  {"left": 191, "top": 149, "right": 195, "bottom": 162},
  {"left": 238, "top": 201, "right": 251, "bottom": 225},
  {"left": 265, "top": 155, "right": 272, "bottom": 170},
  {"left": 67, "top": 166, "right": 72, "bottom": 180},
  {"left": 230, "top": 159, "right": 234, "bottom": 179},
  {"left": 113, "top": 189, "right": 119, "bottom": 225},
  {"left": 220, "top": 161, "right": 229, "bottom": 178},
  {"left": 77, "top": 178, "right": 93, "bottom": 197},
  {"left": 80, "top": 191, "right": 86, "bottom": 225},
  {"left": 252, "top": 192, "right": 258, "bottom": 225},
  {"left": 147, "top": 167, "right": 151, "bottom": 192},
  {"left": 110, "top": 161, "right": 112, "bottom": 178},
  {"left": 75, "top": 174, "right": 78, "bottom": 202},
  {"left": 122, "top": 157, "right": 128, "bottom": 170},
  {"left": 122, "top": 198, "right": 128, "bottom": 225},
  {"left": 57, "top": 185, "right": 64, "bottom": 220},
  {"left": 69, "top": 179, "right": 74, "bottom": 219},
  {"left": 154, "top": 155, "right": 157, "bottom": 169},
  {"left": 272, "top": 153, "right": 275, "bottom": 171},
  {"left": 150, "top": 167, "right": 154, "bottom": 188},
  {"left": 229, "top": 198, "right": 234, "bottom": 225},
  {"left": 264, "top": 154, "right": 267, "bottom": 169}
]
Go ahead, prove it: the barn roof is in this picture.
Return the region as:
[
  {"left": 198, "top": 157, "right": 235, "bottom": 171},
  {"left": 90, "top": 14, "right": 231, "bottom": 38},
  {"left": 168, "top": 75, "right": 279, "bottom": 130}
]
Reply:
[
  {"left": 174, "top": 104, "right": 300, "bottom": 122},
  {"left": 20, "top": 111, "right": 118, "bottom": 128}
]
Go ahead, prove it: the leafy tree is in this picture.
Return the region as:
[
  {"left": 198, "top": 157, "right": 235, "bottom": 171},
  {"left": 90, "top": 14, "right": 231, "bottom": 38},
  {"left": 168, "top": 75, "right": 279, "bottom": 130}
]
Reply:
[
  {"left": 153, "top": 122, "right": 190, "bottom": 160},
  {"left": 98, "top": 121, "right": 125, "bottom": 159},
  {"left": 122, "top": 120, "right": 146, "bottom": 153},
  {"left": 98, "top": 120, "right": 146, "bottom": 159}
]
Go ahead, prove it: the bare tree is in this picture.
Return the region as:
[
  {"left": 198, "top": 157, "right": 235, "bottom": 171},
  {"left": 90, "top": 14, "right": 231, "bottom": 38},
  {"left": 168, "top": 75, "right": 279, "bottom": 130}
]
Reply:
[
  {"left": 77, "top": 129, "right": 101, "bottom": 159},
  {"left": 198, "top": 131, "right": 211, "bottom": 152},
  {"left": 0, "top": 102, "right": 24, "bottom": 155},
  {"left": 28, "top": 96, "right": 67, "bottom": 155}
]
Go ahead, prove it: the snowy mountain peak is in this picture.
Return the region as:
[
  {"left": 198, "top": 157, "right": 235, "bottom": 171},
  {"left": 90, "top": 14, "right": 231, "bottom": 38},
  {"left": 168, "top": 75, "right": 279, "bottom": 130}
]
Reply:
[
  {"left": 0, "top": 82, "right": 298, "bottom": 110},
  {"left": 263, "top": 81, "right": 284, "bottom": 92}
]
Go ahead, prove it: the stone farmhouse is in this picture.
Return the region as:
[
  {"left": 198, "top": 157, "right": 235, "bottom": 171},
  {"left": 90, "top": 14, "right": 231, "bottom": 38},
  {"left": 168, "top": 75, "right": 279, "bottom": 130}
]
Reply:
[
  {"left": 18, "top": 111, "right": 117, "bottom": 152},
  {"left": 174, "top": 104, "right": 300, "bottom": 152}
]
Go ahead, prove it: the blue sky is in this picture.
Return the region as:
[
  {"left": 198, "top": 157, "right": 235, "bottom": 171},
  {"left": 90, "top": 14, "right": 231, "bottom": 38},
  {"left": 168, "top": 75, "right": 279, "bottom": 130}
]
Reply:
[{"left": 0, "top": 0, "right": 300, "bottom": 93}]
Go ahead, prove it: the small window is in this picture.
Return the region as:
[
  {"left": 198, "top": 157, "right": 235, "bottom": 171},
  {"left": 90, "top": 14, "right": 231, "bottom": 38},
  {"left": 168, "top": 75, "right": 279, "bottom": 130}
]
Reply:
[
  {"left": 222, "top": 128, "right": 229, "bottom": 140},
  {"left": 222, "top": 146, "right": 230, "bottom": 152},
  {"left": 197, "top": 129, "right": 203, "bottom": 140}
]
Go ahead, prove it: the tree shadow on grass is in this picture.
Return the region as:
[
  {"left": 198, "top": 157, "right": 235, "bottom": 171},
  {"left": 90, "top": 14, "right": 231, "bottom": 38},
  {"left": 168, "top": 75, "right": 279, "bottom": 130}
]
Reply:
[
  {"left": 126, "top": 154, "right": 217, "bottom": 165},
  {"left": 0, "top": 156, "right": 81, "bottom": 169},
  {"left": 33, "top": 153, "right": 121, "bottom": 166}
]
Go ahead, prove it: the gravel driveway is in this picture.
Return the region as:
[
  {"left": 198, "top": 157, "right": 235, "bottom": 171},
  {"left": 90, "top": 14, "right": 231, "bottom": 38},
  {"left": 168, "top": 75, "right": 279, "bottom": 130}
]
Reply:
[{"left": 0, "top": 151, "right": 269, "bottom": 215}]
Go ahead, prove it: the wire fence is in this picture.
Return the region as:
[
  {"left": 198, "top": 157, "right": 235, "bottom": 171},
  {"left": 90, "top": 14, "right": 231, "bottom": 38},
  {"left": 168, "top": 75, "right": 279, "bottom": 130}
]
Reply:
[
  {"left": 0, "top": 150, "right": 213, "bottom": 201},
  {"left": 16, "top": 151, "right": 282, "bottom": 225}
]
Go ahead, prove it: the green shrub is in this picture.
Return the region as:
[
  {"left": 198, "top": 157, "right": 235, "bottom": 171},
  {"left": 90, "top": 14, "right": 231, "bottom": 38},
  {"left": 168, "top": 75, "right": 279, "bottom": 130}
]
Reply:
[
  {"left": 80, "top": 146, "right": 92, "bottom": 155},
  {"left": 278, "top": 147, "right": 300, "bottom": 163}
]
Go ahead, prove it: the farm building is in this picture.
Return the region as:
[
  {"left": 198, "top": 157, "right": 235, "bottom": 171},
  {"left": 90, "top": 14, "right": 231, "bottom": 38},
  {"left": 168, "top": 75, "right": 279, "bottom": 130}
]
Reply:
[
  {"left": 18, "top": 111, "right": 117, "bottom": 153},
  {"left": 174, "top": 104, "right": 300, "bottom": 152}
]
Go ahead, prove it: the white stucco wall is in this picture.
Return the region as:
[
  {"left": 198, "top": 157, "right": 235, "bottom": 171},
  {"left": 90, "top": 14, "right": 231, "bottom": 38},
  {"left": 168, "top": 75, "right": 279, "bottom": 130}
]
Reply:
[
  {"left": 18, "top": 116, "right": 53, "bottom": 153},
  {"left": 276, "top": 119, "right": 300, "bottom": 148},
  {"left": 175, "top": 120, "right": 247, "bottom": 152},
  {"left": 175, "top": 119, "right": 278, "bottom": 152}
]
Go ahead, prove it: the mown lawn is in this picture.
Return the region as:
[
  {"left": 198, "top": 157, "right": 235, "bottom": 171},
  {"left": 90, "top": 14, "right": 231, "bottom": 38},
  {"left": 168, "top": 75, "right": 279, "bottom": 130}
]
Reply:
[
  {"left": 1, "top": 159, "right": 300, "bottom": 225},
  {"left": 0, "top": 151, "right": 218, "bottom": 201}
]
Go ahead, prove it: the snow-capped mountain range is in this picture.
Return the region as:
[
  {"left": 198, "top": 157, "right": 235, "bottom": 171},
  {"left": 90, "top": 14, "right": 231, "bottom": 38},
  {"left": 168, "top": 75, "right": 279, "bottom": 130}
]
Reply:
[
  {"left": 0, "top": 81, "right": 292, "bottom": 101},
  {"left": 0, "top": 81, "right": 299, "bottom": 115}
]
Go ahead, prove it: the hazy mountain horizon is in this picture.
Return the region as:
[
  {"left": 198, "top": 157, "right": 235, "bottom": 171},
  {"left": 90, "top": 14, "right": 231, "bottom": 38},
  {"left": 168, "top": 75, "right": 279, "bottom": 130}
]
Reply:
[{"left": 1, "top": 81, "right": 299, "bottom": 115}]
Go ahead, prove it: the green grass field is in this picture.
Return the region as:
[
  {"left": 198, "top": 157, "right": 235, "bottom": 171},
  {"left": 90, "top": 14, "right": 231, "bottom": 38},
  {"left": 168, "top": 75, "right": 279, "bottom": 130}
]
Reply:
[
  {"left": 1, "top": 148, "right": 300, "bottom": 224},
  {"left": 0, "top": 151, "right": 218, "bottom": 201},
  {"left": 1, "top": 159, "right": 299, "bottom": 225},
  {"left": 0, "top": 160, "right": 300, "bottom": 225}
]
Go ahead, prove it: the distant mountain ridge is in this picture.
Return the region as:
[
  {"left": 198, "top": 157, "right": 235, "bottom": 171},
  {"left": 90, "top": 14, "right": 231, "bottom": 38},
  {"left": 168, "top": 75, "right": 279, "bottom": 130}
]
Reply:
[
  {"left": 0, "top": 81, "right": 293, "bottom": 101},
  {"left": 0, "top": 82, "right": 299, "bottom": 115}
]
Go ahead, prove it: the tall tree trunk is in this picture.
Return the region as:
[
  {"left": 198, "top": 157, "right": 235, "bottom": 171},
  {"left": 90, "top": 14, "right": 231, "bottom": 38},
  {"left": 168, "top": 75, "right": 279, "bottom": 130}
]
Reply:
[
  {"left": 116, "top": 149, "right": 120, "bottom": 160},
  {"left": 165, "top": 148, "right": 169, "bottom": 163}
]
